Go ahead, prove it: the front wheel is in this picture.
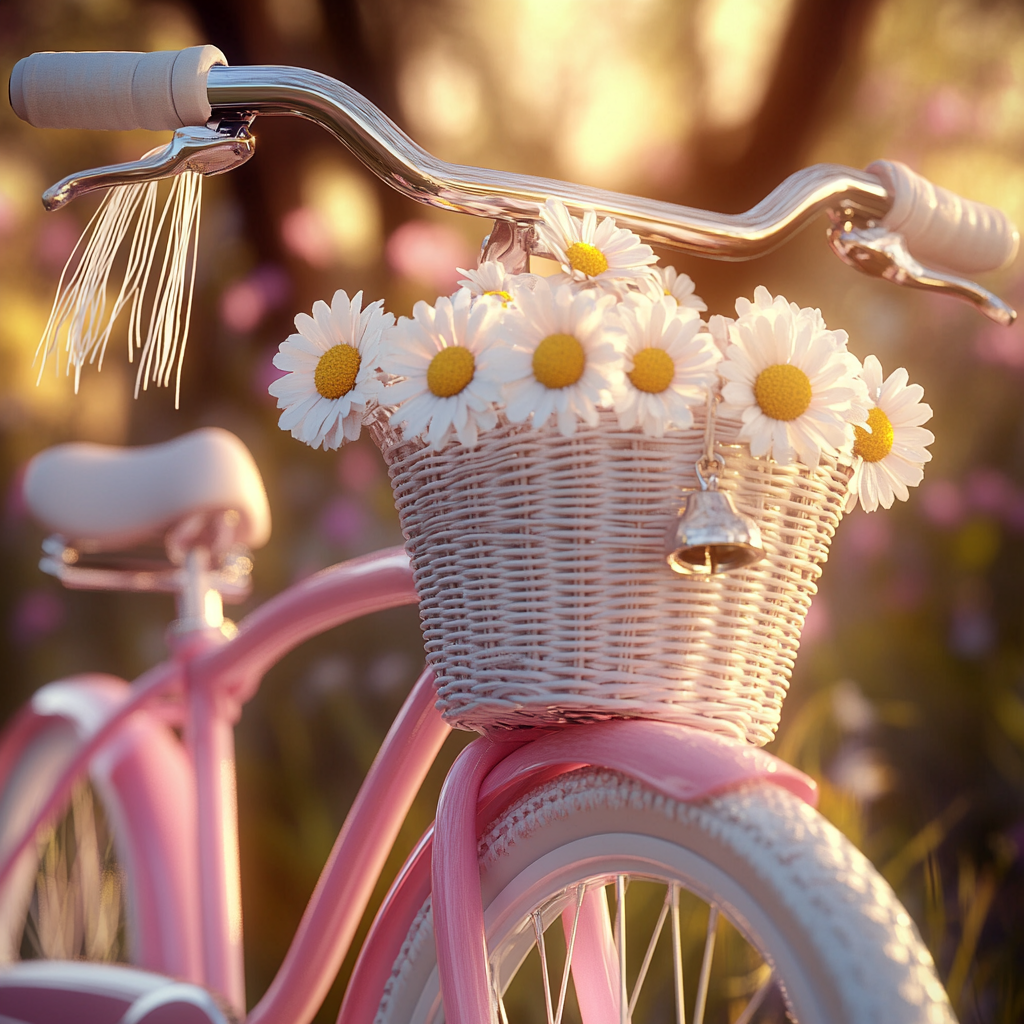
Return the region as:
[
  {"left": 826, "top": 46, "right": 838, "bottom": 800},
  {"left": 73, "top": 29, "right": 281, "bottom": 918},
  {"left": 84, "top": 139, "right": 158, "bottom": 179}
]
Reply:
[
  {"left": 0, "top": 701, "right": 200, "bottom": 980},
  {"left": 377, "top": 769, "right": 955, "bottom": 1024},
  {"left": 0, "top": 718, "right": 128, "bottom": 963}
]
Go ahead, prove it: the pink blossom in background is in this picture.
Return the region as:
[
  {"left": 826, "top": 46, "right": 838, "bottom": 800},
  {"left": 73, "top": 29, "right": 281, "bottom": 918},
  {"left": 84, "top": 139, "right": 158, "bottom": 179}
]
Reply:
[
  {"left": 338, "top": 444, "right": 382, "bottom": 493},
  {"left": 966, "top": 468, "right": 1011, "bottom": 516},
  {"left": 34, "top": 216, "right": 82, "bottom": 273},
  {"left": 1003, "top": 493, "right": 1024, "bottom": 533},
  {"left": 829, "top": 746, "right": 890, "bottom": 801},
  {"left": 220, "top": 265, "right": 291, "bottom": 333},
  {"left": 368, "top": 651, "right": 414, "bottom": 696},
  {"left": 843, "top": 509, "right": 893, "bottom": 559},
  {"left": 386, "top": 220, "right": 474, "bottom": 293},
  {"left": 253, "top": 345, "right": 288, "bottom": 403},
  {"left": 800, "top": 598, "right": 830, "bottom": 645},
  {"left": 640, "top": 142, "right": 686, "bottom": 188},
  {"left": 281, "top": 206, "right": 335, "bottom": 268},
  {"left": 855, "top": 72, "right": 899, "bottom": 118},
  {"left": 319, "top": 495, "right": 368, "bottom": 546},
  {"left": 923, "top": 86, "right": 974, "bottom": 138},
  {"left": 1006, "top": 821, "right": 1024, "bottom": 863},
  {"left": 885, "top": 569, "right": 927, "bottom": 612},
  {"left": 950, "top": 599, "right": 995, "bottom": 658},
  {"left": 832, "top": 681, "right": 876, "bottom": 734},
  {"left": 5, "top": 463, "right": 28, "bottom": 524},
  {"left": 301, "top": 655, "right": 354, "bottom": 705},
  {"left": 975, "top": 321, "right": 1024, "bottom": 368},
  {"left": 0, "top": 194, "right": 18, "bottom": 237},
  {"left": 221, "top": 281, "right": 263, "bottom": 333},
  {"left": 10, "top": 589, "right": 65, "bottom": 645},
  {"left": 920, "top": 479, "right": 964, "bottom": 528},
  {"left": 920, "top": 474, "right": 1024, "bottom": 534}
]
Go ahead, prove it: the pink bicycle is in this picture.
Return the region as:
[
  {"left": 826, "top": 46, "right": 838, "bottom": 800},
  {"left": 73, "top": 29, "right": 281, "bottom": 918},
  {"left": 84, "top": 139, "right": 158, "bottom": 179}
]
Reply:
[{"left": 0, "top": 43, "right": 1018, "bottom": 1024}]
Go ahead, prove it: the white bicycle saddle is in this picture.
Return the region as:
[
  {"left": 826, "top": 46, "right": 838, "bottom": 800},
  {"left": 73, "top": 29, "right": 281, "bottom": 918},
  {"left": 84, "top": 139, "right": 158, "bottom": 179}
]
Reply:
[{"left": 23, "top": 427, "right": 271, "bottom": 553}]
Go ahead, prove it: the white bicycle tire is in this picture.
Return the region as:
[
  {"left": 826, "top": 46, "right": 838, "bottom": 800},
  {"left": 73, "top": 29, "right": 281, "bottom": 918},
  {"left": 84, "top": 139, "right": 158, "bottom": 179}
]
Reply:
[
  {"left": 0, "top": 718, "right": 134, "bottom": 963},
  {"left": 376, "top": 769, "right": 955, "bottom": 1024}
]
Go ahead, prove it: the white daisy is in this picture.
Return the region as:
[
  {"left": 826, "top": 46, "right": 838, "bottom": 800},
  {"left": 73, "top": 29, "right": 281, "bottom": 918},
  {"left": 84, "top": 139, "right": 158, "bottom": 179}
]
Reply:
[
  {"left": 455, "top": 260, "right": 534, "bottom": 307},
  {"left": 269, "top": 289, "right": 393, "bottom": 450},
  {"left": 706, "top": 313, "right": 734, "bottom": 357},
  {"left": 735, "top": 285, "right": 849, "bottom": 350},
  {"left": 641, "top": 265, "right": 708, "bottom": 312},
  {"left": 381, "top": 287, "right": 505, "bottom": 449},
  {"left": 493, "top": 277, "right": 621, "bottom": 436},
  {"left": 612, "top": 295, "right": 720, "bottom": 437},
  {"left": 718, "top": 300, "right": 869, "bottom": 467},
  {"left": 846, "top": 355, "right": 934, "bottom": 512},
  {"left": 534, "top": 198, "right": 657, "bottom": 293}
]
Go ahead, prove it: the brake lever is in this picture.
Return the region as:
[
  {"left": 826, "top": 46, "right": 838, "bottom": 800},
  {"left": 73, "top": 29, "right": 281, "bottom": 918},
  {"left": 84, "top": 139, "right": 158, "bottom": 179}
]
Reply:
[
  {"left": 826, "top": 217, "right": 1016, "bottom": 327},
  {"left": 41, "top": 118, "right": 256, "bottom": 212}
]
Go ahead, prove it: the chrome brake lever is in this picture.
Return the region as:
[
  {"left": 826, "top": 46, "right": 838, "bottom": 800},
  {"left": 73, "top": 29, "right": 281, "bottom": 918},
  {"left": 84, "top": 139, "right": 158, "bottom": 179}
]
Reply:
[
  {"left": 42, "top": 118, "right": 256, "bottom": 212},
  {"left": 826, "top": 218, "right": 1017, "bottom": 327}
]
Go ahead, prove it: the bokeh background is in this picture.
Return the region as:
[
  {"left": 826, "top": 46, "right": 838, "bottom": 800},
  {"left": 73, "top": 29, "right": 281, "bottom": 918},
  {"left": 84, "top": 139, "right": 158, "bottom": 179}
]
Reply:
[{"left": 2, "top": 0, "right": 1024, "bottom": 1019}]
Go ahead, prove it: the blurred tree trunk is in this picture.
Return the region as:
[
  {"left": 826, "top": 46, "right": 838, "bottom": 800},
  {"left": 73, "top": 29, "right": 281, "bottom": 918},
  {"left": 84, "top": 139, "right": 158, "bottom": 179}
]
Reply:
[
  {"left": 178, "top": 0, "right": 413, "bottom": 272},
  {"left": 677, "top": 0, "right": 884, "bottom": 214},
  {"left": 655, "top": 0, "right": 884, "bottom": 316}
]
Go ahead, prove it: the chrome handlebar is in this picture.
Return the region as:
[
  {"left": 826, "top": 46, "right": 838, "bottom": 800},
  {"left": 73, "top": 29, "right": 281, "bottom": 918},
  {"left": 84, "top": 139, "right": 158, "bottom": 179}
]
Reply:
[
  {"left": 37, "top": 62, "right": 1017, "bottom": 324},
  {"left": 204, "top": 65, "right": 893, "bottom": 261}
]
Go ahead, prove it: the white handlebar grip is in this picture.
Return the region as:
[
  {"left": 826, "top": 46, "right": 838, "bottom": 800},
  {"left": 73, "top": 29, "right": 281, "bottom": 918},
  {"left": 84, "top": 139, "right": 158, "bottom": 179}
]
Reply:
[
  {"left": 9, "top": 45, "right": 227, "bottom": 131},
  {"left": 868, "top": 159, "right": 1019, "bottom": 275}
]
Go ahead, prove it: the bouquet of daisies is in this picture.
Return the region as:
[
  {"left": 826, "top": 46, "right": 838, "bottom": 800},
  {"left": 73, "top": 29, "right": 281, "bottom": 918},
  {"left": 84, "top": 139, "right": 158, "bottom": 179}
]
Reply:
[{"left": 270, "top": 199, "right": 934, "bottom": 515}]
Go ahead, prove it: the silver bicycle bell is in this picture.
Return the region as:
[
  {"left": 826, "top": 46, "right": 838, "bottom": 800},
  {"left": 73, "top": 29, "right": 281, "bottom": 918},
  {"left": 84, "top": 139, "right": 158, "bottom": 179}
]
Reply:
[{"left": 665, "top": 459, "right": 765, "bottom": 575}]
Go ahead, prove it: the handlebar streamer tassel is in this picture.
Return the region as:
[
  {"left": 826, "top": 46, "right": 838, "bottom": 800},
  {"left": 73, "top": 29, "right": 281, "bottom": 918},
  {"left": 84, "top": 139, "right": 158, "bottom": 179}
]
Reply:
[{"left": 36, "top": 170, "right": 203, "bottom": 407}]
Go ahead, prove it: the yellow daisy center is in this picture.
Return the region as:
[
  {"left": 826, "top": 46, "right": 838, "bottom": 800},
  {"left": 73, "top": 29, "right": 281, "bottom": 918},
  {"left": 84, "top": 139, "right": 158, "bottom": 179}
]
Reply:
[
  {"left": 853, "top": 406, "right": 895, "bottom": 463},
  {"left": 314, "top": 344, "right": 361, "bottom": 399},
  {"left": 483, "top": 289, "right": 512, "bottom": 304},
  {"left": 566, "top": 242, "right": 609, "bottom": 277},
  {"left": 427, "top": 346, "right": 475, "bottom": 397},
  {"left": 753, "top": 363, "right": 812, "bottom": 421},
  {"left": 628, "top": 347, "right": 675, "bottom": 393},
  {"left": 533, "top": 333, "right": 586, "bottom": 389}
]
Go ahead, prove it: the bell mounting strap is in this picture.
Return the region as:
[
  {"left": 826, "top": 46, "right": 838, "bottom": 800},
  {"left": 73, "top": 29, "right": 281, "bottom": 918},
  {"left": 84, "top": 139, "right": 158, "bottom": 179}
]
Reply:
[{"left": 664, "top": 391, "right": 765, "bottom": 575}]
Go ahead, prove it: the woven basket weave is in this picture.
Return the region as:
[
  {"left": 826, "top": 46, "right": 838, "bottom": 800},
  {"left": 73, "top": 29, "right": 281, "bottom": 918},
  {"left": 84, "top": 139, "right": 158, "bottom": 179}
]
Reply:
[{"left": 371, "top": 408, "right": 850, "bottom": 745}]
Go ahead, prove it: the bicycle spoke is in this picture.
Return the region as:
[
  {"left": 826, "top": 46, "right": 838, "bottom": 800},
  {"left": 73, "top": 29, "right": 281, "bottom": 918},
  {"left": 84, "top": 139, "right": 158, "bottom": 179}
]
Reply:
[
  {"left": 692, "top": 905, "right": 719, "bottom": 1024},
  {"left": 532, "top": 910, "right": 556, "bottom": 1024},
  {"left": 732, "top": 970, "right": 775, "bottom": 1024},
  {"left": 671, "top": 882, "right": 686, "bottom": 1024},
  {"left": 555, "top": 884, "right": 585, "bottom": 1024},
  {"left": 627, "top": 886, "right": 671, "bottom": 1019},
  {"left": 615, "top": 875, "right": 627, "bottom": 1024}
]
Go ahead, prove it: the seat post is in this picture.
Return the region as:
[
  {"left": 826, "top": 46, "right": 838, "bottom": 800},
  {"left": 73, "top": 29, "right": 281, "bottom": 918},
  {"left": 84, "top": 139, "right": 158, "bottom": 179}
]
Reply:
[{"left": 174, "top": 546, "right": 225, "bottom": 632}]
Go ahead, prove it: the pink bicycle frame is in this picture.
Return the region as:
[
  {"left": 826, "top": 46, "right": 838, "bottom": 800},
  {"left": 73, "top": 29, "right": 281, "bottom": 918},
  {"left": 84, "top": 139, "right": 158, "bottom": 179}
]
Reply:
[
  {"left": 0, "top": 547, "right": 435, "bottom": 1020},
  {"left": 0, "top": 548, "right": 816, "bottom": 1024}
]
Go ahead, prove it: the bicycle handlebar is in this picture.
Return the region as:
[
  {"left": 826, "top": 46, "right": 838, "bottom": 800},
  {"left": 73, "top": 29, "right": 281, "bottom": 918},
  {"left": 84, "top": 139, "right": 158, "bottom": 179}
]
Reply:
[
  {"left": 9, "top": 48, "right": 1020, "bottom": 277},
  {"left": 207, "top": 65, "right": 894, "bottom": 263}
]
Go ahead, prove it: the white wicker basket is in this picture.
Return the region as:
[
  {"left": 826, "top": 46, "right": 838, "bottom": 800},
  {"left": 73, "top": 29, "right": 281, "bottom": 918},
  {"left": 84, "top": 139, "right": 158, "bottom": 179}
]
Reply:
[{"left": 371, "top": 408, "right": 850, "bottom": 745}]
